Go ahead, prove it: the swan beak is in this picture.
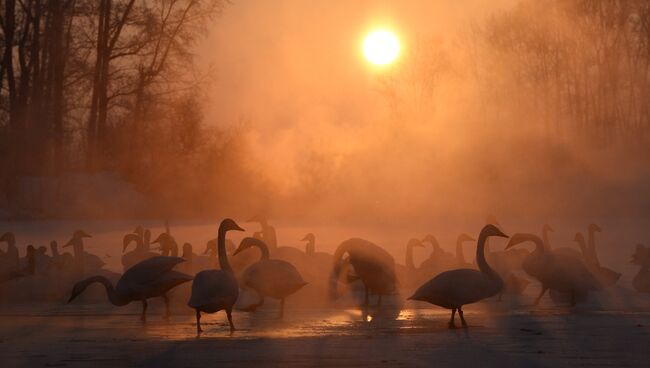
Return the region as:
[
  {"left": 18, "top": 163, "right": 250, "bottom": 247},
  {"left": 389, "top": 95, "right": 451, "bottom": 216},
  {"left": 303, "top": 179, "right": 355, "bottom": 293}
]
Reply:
[
  {"left": 234, "top": 224, "right": 245, "bottom": 232},
  {"left": 62, "top": 240, "right": 73, "bottom": 248},
  {"left": 496, "top": 230, "right": 509, "bottom": 238},
  {"left": 504, "top": 239, "right": 516, "bottom": 249},
  {"left": 300, "top": 235, "right": 309, "bottom": 241},
  {"left": 232, "top": 247, "right": 243, "bottom": 256},
  {"left": 67, "top": 293, "right": 78, "bottom": 303}
]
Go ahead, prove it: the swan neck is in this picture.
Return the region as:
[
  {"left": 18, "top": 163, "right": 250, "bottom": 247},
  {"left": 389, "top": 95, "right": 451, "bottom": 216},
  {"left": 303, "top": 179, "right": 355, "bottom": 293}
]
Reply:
[
  {"left": 476, "top": 233, "right": 498, "bottom": 278},
  {"left": 252, "top": 241, "right": 270, "bottom": 260},
  {"left": 86, "top": 276, "right": 127, "bottom": 306},
  {"left": 217, "top": 228, "right": 233, "bottom": 273},
  {"left": 542, "top": 228, "right": 551, "bottom": 251},
  {"left": 456, "top": 238, "right": 466, "bottom": 263},
  {"left": 405, "top": 244, "right": 416, "bottom": 270}
]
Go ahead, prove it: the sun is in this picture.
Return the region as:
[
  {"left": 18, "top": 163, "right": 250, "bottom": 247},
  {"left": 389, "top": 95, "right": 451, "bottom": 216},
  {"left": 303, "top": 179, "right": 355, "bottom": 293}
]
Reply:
[{"left": 363, "top": 30, "right": 400, "bottom": 66}]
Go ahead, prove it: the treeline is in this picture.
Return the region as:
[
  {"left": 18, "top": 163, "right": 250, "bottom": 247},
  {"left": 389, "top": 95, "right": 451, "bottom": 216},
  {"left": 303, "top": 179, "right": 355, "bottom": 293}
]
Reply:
[
  {"left": 0, "top": 1, "right": 260, "bottom": 217},
  {"left": 474, "top": 0, "right": 650, "bottom": 143}
]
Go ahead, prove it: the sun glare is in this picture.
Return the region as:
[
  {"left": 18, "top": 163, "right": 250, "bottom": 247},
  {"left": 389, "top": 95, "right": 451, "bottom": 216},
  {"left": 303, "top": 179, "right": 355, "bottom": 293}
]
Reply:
[{"left": 363, "top": 30, "right": 400, "bottom": 66}]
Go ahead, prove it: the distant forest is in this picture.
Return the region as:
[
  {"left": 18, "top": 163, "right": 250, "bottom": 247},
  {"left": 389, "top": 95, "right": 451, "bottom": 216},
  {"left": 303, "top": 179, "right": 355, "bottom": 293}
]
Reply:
[{"left": 1, "top": 0, "right": 650, "bottom": 219}]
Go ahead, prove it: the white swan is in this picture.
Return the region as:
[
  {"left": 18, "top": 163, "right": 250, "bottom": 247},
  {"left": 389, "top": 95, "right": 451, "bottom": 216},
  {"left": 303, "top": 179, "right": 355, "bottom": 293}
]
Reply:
[
  {"left": 62, "top": 230, "right": 105, "bottom": 275},
  {"left": 506, "top": 232, "right": 599, "bottom": 306},
  {"left": 188, "top": 218, "right": 244, "bottom": 334},
  {"left": 68, "top": 256, "right": 192, "bottom": 321},
  {"left": 329, "top": 238, "right": 397, "bottom": 307},
  {"left": 409, "top": 224, "right": 506, "bottom": 328},
  {"left": 234, "top": 237, "right": 307, "bottom": 318}
]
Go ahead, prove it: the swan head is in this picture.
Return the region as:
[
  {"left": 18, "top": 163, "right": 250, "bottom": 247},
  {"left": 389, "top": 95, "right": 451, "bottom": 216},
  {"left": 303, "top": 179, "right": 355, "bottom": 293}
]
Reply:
[
  {"left": 486, "top": 214, "right": 501, "bottom": 227},
  {"left": 505, "top": 233, "right": 540, "bottom": 249},
  {"left": 63, "top": 230, "right": 91, "bottom": 248},
  {"left": 301, "top": 233, "right": 315, "bottom": 242},
  {"left": 68, "top": 281, "right": 88, "bottom": 303},
  {"left": 480, "top": 224, "right": 508, "bottom": 239},
  {"left": 220, "top": 218, "right": 245, "bottom": 233},
  {"left": 408, "top": 238, "right": 425, "bottom": 249},
  {"left": 151, "top": 233, "right": 174, "bottom": 253},
  {"left": 0, "top": 232, "right": 15, "bottom": 244},
  {"left": 632, "top": 244, "right": 649, "bottom": 265},
  {"left": 122, "top": 233, "right": 140, "bottom": 252},
  {"left": 233, "top": 237, "right": 267, "bottom": 256},
  {"left": 37, "top": 246, "right": 47, "bottom": 254},
  {"left": 588, "top": 223, "right": 601, "bottom": 233},
  {"left": 457, "top": 233, "right": 475, "bottom": 243},
  {"left": 542, "top": 224, "right": 553, "bottom": 232},
  {"left": 421, "top": 234, "right": 439, "bottom": 246}
]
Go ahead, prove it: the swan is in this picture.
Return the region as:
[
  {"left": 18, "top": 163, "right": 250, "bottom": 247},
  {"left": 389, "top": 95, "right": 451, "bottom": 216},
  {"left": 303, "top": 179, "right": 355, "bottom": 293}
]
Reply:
[
  {"left": 188, "top": 218, "right": 244, "bottom": 334},
  {"left": 631, "top": 244, "right": 650, "bottom": 293},
  {"left": 180, "top": 242, "right": 212, "bottom": 274},
  {"left": 152, "top": 233, "right": 179, "bottom": 257},
  {"left": 122, "top": 233, "right": 158, "bottom": 271},
  {"left": 68, "top": 256, "right": 192, "bottom": 321},
  {"left": 247, "top": 215, "right": 277, "bottom": 249},
  {"left": 505, "top": 233, "right": 599, "bottom": 306},
  {"left": 541, "top": 224, "right": 582, "bottom": 259},
  {"left": 234, "top": 237, "right": 307, "bottom": 318},
  {"left": 49, "top": 241, "right": 74, "bottom": 271},
  {"left": 0, "top": 232, "right": 20, "bottom": 271},
  {"left": 301, "top": 233, "right": 332, "bottom": 263},
  {"left": 454, "top": 233, "right": 475, "bottom": 268},
  {"left": 329, "top": 238, "right": 397, "bottom": 307},
  {"left": 419, "top": 234, "right": 456, "bottom": 272},
  {"left": 62, "top": 230, "right": 105, "bottom": 275},
  {"left": 574, "top": 225, "right": 621, "bottom": 288},
  {"left": 408, "top": 224, "right": 507, "bottom": 328}
]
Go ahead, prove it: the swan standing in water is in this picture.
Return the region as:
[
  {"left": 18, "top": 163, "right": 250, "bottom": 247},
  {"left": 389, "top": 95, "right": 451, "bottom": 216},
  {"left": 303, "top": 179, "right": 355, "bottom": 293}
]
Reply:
[
  {"left": 329, "top": 238, "right": 397, "bottom": 307},
  {"left": 188, "top": 218, "right": 244, "bottom": 334},
  {"left": 234, "top": 237, "right": 307, "bottom": 318},
  {"left": 68, "top": 256, "right": 193, "bottom": 321},
  {"left": 63, "top": 230, "right": 105, "bottom": 275},
  {"left": 247, "top": 215, "right": 277, "bottom": 250},
  {"left": 574, "top": 224, "right": 621, "bottom": 288},
  {"left": 505, "top": 233, "right": 599, "bottom": 306},
  {"left": 631, "top": 244, "right": 650, "bottom": 293},
  {"left": 122, "top": 233, "right": 158, "bottom": 271},
  {"left": 408, "top": 224, "right": 507, "bottom": 328}
]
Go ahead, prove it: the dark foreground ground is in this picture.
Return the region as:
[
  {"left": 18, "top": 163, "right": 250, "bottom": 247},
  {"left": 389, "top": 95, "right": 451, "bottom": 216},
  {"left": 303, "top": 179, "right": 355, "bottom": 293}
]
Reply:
[{"left": 1, "top": 301, "right": 649, "bottom": 368}]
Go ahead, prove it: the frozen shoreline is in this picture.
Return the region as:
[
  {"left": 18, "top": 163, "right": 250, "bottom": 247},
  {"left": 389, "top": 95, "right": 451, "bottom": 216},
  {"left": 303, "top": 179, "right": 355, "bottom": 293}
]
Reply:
[{"left": 1, "top": 305, "right": 649, "bottom": 367}]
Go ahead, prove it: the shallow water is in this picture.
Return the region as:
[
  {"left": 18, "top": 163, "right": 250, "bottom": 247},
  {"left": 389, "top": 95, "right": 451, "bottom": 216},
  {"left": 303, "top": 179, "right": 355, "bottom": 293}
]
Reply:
[{"left": 1, "top": 302, "right": 649, "bottom": 367}]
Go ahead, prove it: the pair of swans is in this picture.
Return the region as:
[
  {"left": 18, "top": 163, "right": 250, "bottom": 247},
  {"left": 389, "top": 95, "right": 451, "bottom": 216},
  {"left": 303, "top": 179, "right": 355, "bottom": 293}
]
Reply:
[
  {"left": 506, "top": 232, "right": 599, "bottom": 306},
  {"left": 189, "top": 219, "right": 306, "bottom": 333}
]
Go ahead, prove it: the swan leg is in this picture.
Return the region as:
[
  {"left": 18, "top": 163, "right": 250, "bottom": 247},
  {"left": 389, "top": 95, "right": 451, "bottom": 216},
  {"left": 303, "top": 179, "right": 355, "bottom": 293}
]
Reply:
[
  {"left": 226, "top": 308, "right": 236, "bottom": 334},
  {"left": 140, "top": 299, "right": 148, "bottom": 322},
  {"left": 458, "top": 307, "right": 467, "bottom": 328},
  {"left": 195, "top": 309, "right": 203, "bottom": 334},
  {"left": 162, "top": 294, "right": 170, "bottom": 320},
  {"left": 448, "top": 308, "right": 457, "bottom": 329},
  {"left": 534, "top": 287, "right": 548, "bottom": 305}
]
